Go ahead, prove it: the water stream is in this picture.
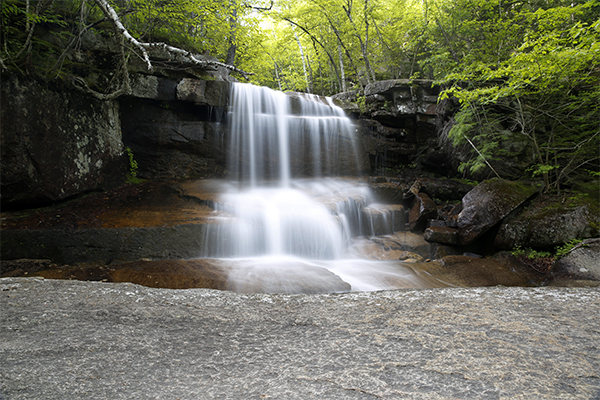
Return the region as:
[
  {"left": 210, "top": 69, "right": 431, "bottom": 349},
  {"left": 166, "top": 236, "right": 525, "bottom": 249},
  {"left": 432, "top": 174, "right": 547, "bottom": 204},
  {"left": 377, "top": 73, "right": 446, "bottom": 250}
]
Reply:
[{"left": 199, "top": 83, "right": 448, "bottom": 292}]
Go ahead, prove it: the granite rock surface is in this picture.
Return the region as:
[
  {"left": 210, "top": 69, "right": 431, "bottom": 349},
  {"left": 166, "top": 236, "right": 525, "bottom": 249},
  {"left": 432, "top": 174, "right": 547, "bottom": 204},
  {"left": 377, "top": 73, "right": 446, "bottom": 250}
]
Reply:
[{"left": 1, "top": 278, "right": 599, "bottom": 400}]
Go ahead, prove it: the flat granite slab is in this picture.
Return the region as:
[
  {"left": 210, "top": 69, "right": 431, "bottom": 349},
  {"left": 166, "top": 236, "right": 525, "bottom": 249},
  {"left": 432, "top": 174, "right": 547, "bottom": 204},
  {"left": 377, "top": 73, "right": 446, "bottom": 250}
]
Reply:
[{"left": 1, "top": 278, "right": 599, "bottom": 399}]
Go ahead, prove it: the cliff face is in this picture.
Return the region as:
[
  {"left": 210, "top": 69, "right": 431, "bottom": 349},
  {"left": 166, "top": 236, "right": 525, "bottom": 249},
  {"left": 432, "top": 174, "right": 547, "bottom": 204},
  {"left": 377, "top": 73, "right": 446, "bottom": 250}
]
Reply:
[
  {"left": 334, "top": 79, "right": 449, "bottom": 176},
  {"left": 1, "top": 76, "right": 126, "bottom": 208}
]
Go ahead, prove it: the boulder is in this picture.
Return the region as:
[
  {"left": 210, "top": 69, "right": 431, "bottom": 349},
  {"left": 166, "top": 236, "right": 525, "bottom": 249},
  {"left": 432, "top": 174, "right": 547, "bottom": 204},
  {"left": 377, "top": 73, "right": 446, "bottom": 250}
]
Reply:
[
  {"left": 364, "top": 79, "right": 439, "bottom": 118},
  {"left": 1, "top": 75, "right": 126, "bottom": 207},
  {"left": 409, "top": 192, "right": 438, "bottom": 231},
  {"left": 457, "top": 179, "right": 538, "bottom": 245},
  {"left": 369, "top": 231, "right": 437, "bottom": 259},
  {"left": 494, "top": 195, "right": 599, "bottom": 249},
  {"left": 130, "top": 75, "right": 178, "bottom": 101},
  {"left": 424, "top": 226, "right": 460, "bottom": 245},
  {"left": 349, "top": 238, "right": 425, "bottom": 261},
  {"left": 553, "top": 239, "right": 600, "bottom": 281}
]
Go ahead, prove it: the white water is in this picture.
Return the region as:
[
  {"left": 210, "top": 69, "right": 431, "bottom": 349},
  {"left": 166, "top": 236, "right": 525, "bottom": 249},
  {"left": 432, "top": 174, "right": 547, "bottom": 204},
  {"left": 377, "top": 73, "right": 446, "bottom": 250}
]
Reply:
[{"left": 200, "top": 83, "right": 448, "bottom": 292}]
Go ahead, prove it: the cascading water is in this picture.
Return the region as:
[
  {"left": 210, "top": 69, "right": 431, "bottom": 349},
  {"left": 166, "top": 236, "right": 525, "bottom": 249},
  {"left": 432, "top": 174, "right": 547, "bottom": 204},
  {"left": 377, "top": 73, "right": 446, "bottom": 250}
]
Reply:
[{"left": 199, "top": 82, "right": 448, "bottom": 292}]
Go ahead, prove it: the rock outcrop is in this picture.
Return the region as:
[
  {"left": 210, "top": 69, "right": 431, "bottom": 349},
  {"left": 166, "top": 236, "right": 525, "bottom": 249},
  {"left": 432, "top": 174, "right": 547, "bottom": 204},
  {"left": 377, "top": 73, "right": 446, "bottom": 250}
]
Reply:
[
  {"left": 1, "top": 76, "right": 126, "bottom": 208},
  {"left": 341, "top": 79, "right": 443, "bottom": 174}
]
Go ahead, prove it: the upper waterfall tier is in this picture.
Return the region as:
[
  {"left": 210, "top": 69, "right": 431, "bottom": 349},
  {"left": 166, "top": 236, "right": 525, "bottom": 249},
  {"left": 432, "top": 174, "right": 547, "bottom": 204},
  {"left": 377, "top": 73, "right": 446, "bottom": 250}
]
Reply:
[{"left": 227, "top": 83, "right": 360, "bottom": 186}]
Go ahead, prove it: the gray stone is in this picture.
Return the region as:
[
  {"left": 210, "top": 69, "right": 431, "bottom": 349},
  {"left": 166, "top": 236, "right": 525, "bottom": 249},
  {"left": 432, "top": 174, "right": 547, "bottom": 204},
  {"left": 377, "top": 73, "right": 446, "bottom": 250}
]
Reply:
[
  {"left": 458, "top": 179, "right": 538, "bottom": 245},
  {"left": 424, "top": 226, "right": 460, "bottom": 245},
  {"left": 0, "top": 75, "right": 126, "bottom": 207},
  {"left": 554, "top": 238, "right": 600, "bottom": 281},
  {"left": 129, "top": 74, "right": 178, "bottom": 101},
  {"left": 1, "top": 278, "right": 599, "bottom": 400},
  {"left": 176, "top": 79, "right": 230, "bottom": 107},
  {"left": 495, "top": 199, "right": 599, "bottom": 249}
]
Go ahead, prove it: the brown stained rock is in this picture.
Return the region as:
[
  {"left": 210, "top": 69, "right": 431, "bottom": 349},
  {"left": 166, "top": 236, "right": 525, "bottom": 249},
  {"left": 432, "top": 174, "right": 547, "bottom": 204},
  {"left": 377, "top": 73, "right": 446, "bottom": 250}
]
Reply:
[
  {"left": 31, "top": 259, "right": 351, "bottom": 294},
  {"left": 365, "top": 231, "right": 435, "bottom": 260},
  {"left": 409, "top": 192, "right": 438, "bottom": 232},
  {"left": 0, "top": 181, "right": 218, "bottom": 231},
  {"left": 427, "top": 255, "right": 546, "bottom": 287},
  {"left": 349, "top": 239, "right": 424, "bottom": 262},
  {"left": 423, "top": 226, "right": 460, "bottom": 245},
  {"left": 457, "top": 179, "right": 538, "bottom": 245}
]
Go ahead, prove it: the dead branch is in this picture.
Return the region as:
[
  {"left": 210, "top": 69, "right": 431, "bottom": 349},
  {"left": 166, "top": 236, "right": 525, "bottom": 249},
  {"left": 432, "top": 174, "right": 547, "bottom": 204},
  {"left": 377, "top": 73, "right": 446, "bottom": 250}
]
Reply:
[{"left": 92, "top": 0, "right": 252, "bottom": 80}]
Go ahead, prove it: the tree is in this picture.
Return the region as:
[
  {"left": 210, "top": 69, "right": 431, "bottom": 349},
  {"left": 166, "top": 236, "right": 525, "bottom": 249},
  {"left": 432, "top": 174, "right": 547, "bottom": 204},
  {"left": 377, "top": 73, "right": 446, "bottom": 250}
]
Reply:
[
  {"left": 1, "top": 0, "right": 257, "bottom": 96},
  {"left": 441, "top": 4, "right": 600, "bottom": 191}
]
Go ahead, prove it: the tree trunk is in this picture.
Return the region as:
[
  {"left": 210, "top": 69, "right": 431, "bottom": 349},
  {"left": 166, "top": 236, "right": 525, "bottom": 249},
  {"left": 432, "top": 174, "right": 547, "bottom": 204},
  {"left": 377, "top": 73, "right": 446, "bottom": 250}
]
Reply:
[
  {"left": 338, "top": 45, "right": 347, "bottom": 92},
  {"left": 295, "top": 31, "right": 311, "bottom": 93},
  {"left": 225, "top": 2, "right": 238, "bottom": 66}
]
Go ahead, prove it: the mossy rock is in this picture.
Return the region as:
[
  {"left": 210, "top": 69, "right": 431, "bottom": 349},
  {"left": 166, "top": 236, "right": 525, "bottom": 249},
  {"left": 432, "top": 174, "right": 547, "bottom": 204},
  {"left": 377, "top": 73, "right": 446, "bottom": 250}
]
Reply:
[{"left": 495, "top": 192, "right": 600, "bottom": 249}]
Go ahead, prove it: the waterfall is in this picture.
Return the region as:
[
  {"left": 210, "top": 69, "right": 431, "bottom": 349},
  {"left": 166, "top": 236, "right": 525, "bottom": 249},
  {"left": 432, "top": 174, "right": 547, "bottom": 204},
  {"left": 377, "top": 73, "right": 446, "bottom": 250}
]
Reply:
[
  {"left": 198, "top": 83, "right": 448, "bottom": 292},
  {"left": 202, "top": 83, "right": 368, "bottom": 259}
]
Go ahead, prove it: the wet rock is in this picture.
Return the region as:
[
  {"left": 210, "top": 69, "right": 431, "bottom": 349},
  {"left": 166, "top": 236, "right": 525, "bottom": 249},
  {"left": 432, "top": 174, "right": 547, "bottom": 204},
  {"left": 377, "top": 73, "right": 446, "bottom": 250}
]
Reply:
[
  {"left": 0, "top": 181, "right": 222, "bottom": 265},
  {"left": 30, "top": 258, "right": 351, "bottom": 294},
  {"left": 121, "top": 99, "right": 228, "bottom": 180},
  {"left": 457, "top": 179, "right": 538, "bottom": 245},
  {"left": 225, "top": 260, "right": 351, "bottom": 294},
  {"left": 494, "top": 195, "right": 600, "bottom": 249},
  {"left": 349, "top": 239, "right": 424, "bottom": 261},
  {"left": 0, "top": 259, "right": 56, "bottom": 277},
  {"left": 369, "top": 182, "right": 408, "bottom": 204},
  {"left": 362, "top": 204, "right": 407, "bottom": 235},
  {"left": 366, "top": 231, "right": 437, "bottom": 260},
  {"left": 435, "top": 255, "right": 545, "bottom": 287},
  {"left": 1, "top": 75, "right": 126, "bottom": 208},
  {"left": 553, "top": 238, "right": 600, "bottom": 281},
  {"left": 424, "top": 226, "right": 460, "bottom": 245},
  {"left": 397, "top": 251, "right": 424, "bottom": 262},
  {"left": 409, "top": 192, "right": 438, "bottom": 231}
]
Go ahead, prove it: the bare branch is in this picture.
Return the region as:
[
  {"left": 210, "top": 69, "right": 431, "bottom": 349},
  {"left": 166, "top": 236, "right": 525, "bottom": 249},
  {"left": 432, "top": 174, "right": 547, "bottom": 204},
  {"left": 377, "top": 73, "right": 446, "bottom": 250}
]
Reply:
[
  {"left": 91, "top": 0, "right": 253, "bottom": 79},
  {"left": 93, "top": 0, "right": 153, "bottom": 70}
]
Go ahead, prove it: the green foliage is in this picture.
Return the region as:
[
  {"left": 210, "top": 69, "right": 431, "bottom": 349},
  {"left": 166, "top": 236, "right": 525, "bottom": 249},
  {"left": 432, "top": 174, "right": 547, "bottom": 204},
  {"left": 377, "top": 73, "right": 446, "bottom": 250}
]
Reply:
[
  {"left": 125, "top": 147, "right": 138, "bottom": 180},
  {"left": 439, "top": 2, "right": 600, "bottom": 188},
  {"left": 511, "top": 246, "right": 552, "bottom": 260},
  {"left": 511, "top": 245, "right": 555, "bottom": 273},
  {"left": 555, "top": 239, "right": 585, "bottom": 258}
]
